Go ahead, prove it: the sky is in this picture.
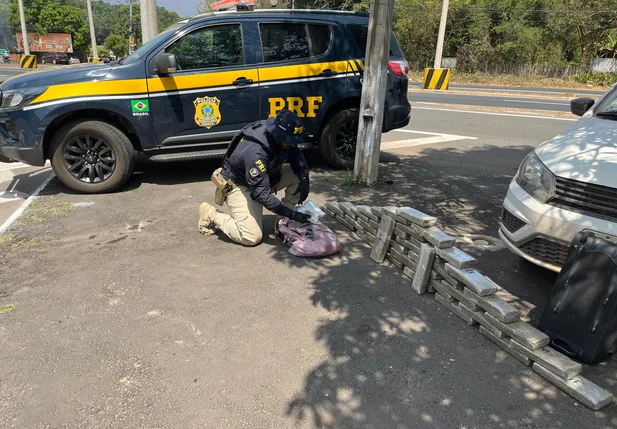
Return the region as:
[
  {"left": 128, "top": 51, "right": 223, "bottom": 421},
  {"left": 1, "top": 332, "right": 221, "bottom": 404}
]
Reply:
[{"left": 108, "top": 1, "right": 200, "bottom": 18}]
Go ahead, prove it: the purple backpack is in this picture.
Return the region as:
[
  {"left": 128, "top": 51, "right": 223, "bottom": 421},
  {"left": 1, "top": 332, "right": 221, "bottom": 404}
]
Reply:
[{"left": 275, "top": 219, "right": 341, "bottom": 257}]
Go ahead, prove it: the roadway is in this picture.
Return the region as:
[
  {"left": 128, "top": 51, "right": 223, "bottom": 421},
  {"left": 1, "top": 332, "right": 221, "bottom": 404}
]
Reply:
[{"left": 409, "top": 90, "right": 575, "bottom": 112}]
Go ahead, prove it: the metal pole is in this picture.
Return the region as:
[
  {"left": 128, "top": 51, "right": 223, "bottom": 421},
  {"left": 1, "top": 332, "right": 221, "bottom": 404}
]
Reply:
[
  {"left": 434, "top": 0, "right": 449, "bottom": 69},
  {"left": 17, "top": 0, "right": 29, "bottom": 55},
  {"left": 353, "top": 0, "right": 395, "bottom": 185},
  {"left": 86, "top": 0, "right": 98, "bottom": 58},
  {"left": 148, "top": 0, "right": 158, "bottom": 40},
  {"left": 140, "top": 0, "right": 151, "bottom": 43}
]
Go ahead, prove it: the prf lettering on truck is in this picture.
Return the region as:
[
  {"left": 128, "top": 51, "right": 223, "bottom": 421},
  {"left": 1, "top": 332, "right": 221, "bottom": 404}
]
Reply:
[{"left": 268, "top": 96, "right": 323, "bottom": 118}]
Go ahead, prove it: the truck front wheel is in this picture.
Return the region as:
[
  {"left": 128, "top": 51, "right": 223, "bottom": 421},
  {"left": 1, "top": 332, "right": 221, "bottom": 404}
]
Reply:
[
  {"left": 50, "top": 120, "right": 135, "bottom": 193},
  {"left": 319, "top": 107, "right": 359, "bottom": 169}
]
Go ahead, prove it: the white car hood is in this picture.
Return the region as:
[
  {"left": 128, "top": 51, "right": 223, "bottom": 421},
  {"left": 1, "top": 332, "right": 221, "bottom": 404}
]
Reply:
[{"left": 536, "top": 115, "right": 617, "bottom": 187}]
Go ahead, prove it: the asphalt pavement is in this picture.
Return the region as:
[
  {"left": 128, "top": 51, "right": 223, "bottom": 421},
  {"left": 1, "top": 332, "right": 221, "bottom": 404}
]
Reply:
[
  {"left": 4, "top": 104, "right": 616, "bottom": 428},
  {"left": 409, "top": 91, "right": 574, "bottom": 112}
]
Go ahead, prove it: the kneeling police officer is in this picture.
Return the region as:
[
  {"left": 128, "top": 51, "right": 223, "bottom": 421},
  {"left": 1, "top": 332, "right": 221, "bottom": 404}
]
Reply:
[{"left": 198, "top": 110, "right": 311, "bottom": 246}]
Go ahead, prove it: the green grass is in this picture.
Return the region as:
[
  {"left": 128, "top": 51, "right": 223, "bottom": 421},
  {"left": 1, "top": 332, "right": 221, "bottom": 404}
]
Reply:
[
  {"left": 573, "top": 71, "right": 617, "bottom": 87},
  {"left": 21, "top": 201, "right": 74, "bottom": 225},
  {"left": 11, "top": 237, "right": 41, "bottom": 248},
  {"left": 0, "top": 233, "right": 14, "bottom": 246},
  {"left": 0, "top": 304, "right": 15, "bottom": 314},
  {"left": 43, "top": 202, "right": 74, "bottom": 216},
  {"left": 338, "top": 170, "right": 356, "bottom": 187}
]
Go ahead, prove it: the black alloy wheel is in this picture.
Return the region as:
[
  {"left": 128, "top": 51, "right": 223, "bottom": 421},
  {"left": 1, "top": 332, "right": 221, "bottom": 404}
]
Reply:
[
  {"left": 334, "top": 117, "right": 359, "bottom": 161},
  {"left": 63, "top": 135, "right": 116, "bottom": 184}
]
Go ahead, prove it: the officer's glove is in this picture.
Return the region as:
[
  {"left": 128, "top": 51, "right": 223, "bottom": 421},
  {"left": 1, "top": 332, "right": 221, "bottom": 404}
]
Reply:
[
  {"left": 290, "top": 210, "right": 311, "bottom": 224},
  {"left": 294, "top": 176, "right": 310, "bottom": 205}
]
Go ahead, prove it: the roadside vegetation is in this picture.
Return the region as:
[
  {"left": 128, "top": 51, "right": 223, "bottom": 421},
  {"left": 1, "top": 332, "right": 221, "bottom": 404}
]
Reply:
[
  {"left": 572, "top": 71, "right": 617, "bottom": 87},
  {"left": 1, "top": 0, "right": 180, "bottom": 59},
  {"left": 409, "top": 70, "right": 614, "bottom": 91}
]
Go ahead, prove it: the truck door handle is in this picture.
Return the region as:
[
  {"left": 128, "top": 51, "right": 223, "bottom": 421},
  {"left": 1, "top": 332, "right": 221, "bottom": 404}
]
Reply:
[
  {"left": 233, "top": 77, "right": 253, "bottom": 86},
  {"left": 319, "top": 69, "right": 335, "bottom": 77}
]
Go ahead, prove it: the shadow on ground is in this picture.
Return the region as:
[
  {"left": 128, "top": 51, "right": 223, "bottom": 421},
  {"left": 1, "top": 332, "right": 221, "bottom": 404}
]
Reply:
[
  {"left": 284, "top": 144, "right": 617, "bottom": 427},
  {"left": 34, "top": 142, "right": 617, "bottom": 427},
  {"left": 267, "top": 222, "right": 617, "bottom": 428}
]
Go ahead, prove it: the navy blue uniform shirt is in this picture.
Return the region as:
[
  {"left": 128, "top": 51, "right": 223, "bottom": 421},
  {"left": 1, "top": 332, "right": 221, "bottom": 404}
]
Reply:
[{"left": 221, "top": 121, "right": 309, "bottom": 218}]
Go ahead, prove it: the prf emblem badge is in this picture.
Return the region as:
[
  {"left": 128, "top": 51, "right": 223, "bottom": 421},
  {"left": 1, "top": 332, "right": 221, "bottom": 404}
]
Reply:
[{"left": 194, "top": 96, "right": 221, "bottom": 129}]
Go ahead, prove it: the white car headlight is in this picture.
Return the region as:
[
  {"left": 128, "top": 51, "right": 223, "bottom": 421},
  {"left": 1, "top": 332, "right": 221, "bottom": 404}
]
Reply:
[
  {"left": 3, "top": 92, "right": 23, "bottom": 108},
  {"left": 0, "top": 87, "right": 47, "bottom": 109},
  {"left": 515, "top": 151, "right": 556, "bottom": 203}
]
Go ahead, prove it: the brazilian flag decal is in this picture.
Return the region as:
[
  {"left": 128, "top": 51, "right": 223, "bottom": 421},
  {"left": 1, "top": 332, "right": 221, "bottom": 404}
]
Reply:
[{"left": 131, "top": 99, "right": 150, "bottom": 116}]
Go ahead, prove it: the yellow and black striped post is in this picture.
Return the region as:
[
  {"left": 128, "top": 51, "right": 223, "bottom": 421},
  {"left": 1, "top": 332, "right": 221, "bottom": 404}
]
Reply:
[
  {"left": 87, "top": 57, "right": 101, "bottom": 63},
  {"left": 423, "top": 68, "right": 450, "bottom": 90},
  {"left": 20, "top": 55, "right": 37, "bottom": 69}
]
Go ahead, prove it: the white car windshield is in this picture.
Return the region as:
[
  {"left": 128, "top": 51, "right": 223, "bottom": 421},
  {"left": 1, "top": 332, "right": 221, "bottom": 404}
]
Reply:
[{"left": 596, "top": 86, "right": 617, "bottom": 117}]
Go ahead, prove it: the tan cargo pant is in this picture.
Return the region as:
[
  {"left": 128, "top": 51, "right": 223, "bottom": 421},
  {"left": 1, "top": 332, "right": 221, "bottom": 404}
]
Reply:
[{"left": 211, "top": 165, "right": 300, "bottom": 246}]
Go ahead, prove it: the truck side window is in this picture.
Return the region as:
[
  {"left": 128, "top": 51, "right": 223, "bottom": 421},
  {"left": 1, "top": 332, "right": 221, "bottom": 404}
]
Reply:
[
  {"left": 260, "top": 23, "right": 309, "bottom": 63},
  {"left": 166, "top": 24, "right": 243, "bottom": 71},
  {"left": 307, "top": 24, "right": 331, "bottom": 57}
]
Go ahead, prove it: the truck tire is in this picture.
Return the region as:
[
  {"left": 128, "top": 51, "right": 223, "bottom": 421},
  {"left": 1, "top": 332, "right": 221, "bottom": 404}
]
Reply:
[
  {"left": 319, "top": 107, "right": 359, "bottom": 169},
  {"left": 50, "top": 120, "right": 135, "bottom": 194}
]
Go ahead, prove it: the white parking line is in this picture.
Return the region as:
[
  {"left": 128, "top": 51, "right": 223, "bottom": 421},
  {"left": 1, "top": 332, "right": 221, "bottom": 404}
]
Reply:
[
  {"left": 0, "top": 161, "right": 50, "bottom": 172},
  {"left": 382, "top": 129, "right": 477, "bottom": 149},
  {"left": 412, "top": 106, "right": 577, "bottom": 121},
  {"left": 0, "top": 173, "right": 55, "bottom": 236}
]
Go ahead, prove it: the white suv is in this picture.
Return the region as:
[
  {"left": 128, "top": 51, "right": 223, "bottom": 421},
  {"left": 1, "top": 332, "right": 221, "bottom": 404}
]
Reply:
[{"left": 500, "top": 84, "right": 617, "bottom": 272}]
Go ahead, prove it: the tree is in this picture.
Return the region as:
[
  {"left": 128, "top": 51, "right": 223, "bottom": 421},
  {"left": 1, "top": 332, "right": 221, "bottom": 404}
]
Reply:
[
  {"left": 0, "top": 0, "right": 15, "bottom": 51},
  {"left": 92, "top": 0, "right": 116, "bottom": 43},
  {"left": 6, "top": 0, "right": 180, "bottom": 57},
  {"left": 197, "top": 0, "right": 208, "bottom": 13},
  {"left": 158, "top": 6, "right": 181, "bottom": 31},
  {"left": 104, "top": 34, "right": 128, "bottom": 58}
]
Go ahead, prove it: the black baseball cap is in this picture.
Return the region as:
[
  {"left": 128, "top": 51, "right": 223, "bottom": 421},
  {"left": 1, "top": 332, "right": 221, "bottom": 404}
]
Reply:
[{"left": 265, "top": 109, "right": 304, "bottom": 146}]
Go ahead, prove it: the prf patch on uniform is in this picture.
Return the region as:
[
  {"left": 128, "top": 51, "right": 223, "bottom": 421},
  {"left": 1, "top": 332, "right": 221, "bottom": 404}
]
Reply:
[
  {"left": 131, "top": 99, "right": 150, "bottom": 116},
  {"left": 194, "top": 96, "right": 221, "bottom": 129},
  {"left": 255, "top": 159, "right": 267, "bottom": 173}
]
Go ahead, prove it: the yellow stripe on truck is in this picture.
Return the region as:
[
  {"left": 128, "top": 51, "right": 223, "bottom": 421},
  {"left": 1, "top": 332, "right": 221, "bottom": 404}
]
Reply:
[
  {"left": 31, "top": 79, "right": 149, "bottom": 104},
  {"left": 147, "top": 69, "right": 260, "bottom": 93},
  {"left": 258, "top": 61, "right": 351, "bottom": 82},
  {"left": 28, "top": 60, "right": 360, "bottom": 106}
]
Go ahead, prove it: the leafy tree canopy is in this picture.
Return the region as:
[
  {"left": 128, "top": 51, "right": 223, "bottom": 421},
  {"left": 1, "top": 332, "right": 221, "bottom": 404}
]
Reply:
[{"left": 6, "top": 0, "right": 180, "bottom": 55}]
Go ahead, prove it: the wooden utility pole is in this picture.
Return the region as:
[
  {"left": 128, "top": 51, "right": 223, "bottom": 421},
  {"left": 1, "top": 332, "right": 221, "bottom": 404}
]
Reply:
[
  {"left": 353, "top": 0, "right": 395, "bottom": 185},
  {"left": 17, "top": 0, "right": 29, "bottom": 55},
  {"left": 434, "top": 0, "right": 449, "bottom": 68},
  {"left": 140, "top": 0, "right": 151, "bottom": 43},
  {"left": 148, "top": 0, "right": 159, "bottom": 39},
  {"left": 86, "top": 0, "right": 98, "bottom": 58},
  {"left": 140, "top": 0, "right": 158, "bottom": 43}
]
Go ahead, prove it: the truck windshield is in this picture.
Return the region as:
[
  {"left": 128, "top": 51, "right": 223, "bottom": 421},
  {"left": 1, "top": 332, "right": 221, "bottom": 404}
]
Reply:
[
  {"left": 119, "top": 21, "right": 186, "bottom": 66},
  {"left": 595, "top": 86, "right": 617, "bottom": 119}
]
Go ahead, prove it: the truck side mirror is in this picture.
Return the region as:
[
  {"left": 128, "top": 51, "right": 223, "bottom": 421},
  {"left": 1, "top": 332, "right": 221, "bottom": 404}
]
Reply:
[
  {"left": 154, "top": 53, "right": 177, "bottom": 75},
  {"left": 571, "top": 98, "right": 595, "bottom": 117}
]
